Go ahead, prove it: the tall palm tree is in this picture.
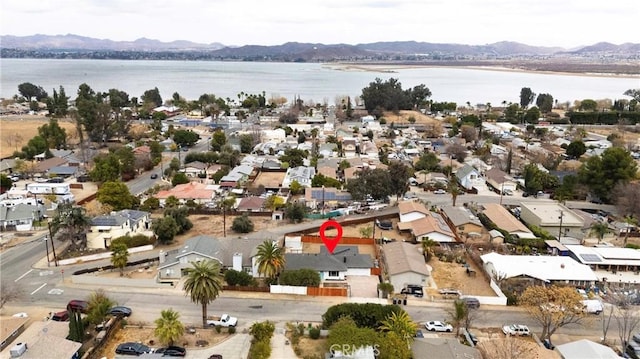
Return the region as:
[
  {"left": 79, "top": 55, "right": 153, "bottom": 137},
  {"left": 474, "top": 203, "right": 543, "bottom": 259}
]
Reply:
[
  {"left": 421, "top": 237, "right": 438, "bottom": 262},
  {"left": 154, "top": 309, "right": 185, "bottom": 346},
  {"left": 449, "top": 299, "right": 468, "bottom": 337},
  {"left": 110, "top": 242, "right": 129, "bottom": 277},
  {"left": 589, "top": 222, "right": 611, "bottom": 244},
  {"left": 183, "top": 260, "right": 224, "bottom": 328},
  {"left": 255, "top": 240, "right": 285, "bottom": 281},
  {"left": 379, "top": 311, "right": 417, "bottom": 348},
  {"left": 447, "top": 176, "right": 462, "bottom": 206}
]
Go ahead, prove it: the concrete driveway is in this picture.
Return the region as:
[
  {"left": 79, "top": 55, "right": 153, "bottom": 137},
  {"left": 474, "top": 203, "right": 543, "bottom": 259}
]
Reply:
[{"left": 347, "top": 276, "right": 380, "bottom": 298}]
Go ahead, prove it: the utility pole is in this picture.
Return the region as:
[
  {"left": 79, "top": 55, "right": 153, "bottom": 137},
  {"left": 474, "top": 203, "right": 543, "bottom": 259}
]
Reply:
[
  {"left": 558, "top": 210, "right": 564, "bottom": 241},
  {"left": 47, "top": 221, "right": 58, "bottom": 266},
  {"left": 44, "top": 236, "right": 50, "bottom": 266}
]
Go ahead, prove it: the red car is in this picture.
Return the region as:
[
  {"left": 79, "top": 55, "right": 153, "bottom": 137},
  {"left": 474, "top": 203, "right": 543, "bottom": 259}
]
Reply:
[{"left": 67, "top": 300, "right": 89, "bottom": 313}]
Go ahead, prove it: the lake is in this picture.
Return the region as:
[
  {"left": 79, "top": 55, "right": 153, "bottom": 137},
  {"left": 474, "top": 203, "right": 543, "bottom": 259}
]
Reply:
[{"left": 1, "top": 58, "right": 637, "bottom": 106}]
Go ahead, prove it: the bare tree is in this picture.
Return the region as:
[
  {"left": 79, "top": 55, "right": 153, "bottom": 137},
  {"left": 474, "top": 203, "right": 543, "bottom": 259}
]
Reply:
[
  {"left": 0, "top": 283, "right": 24, "bottom": 309},
  {"left": 616, "top": 296, "right": 640, "bottom": 353},
  {"left": 477, "top": 337, "right": 535, "bottom": 359},
  {"left": 601, "top": 303, "right": 615, "bottom": 344}
]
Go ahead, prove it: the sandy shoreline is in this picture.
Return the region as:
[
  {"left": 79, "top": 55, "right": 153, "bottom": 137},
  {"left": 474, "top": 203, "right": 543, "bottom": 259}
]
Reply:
[{"left": 324, "top": 63, "right": 640, "bottom": 79}]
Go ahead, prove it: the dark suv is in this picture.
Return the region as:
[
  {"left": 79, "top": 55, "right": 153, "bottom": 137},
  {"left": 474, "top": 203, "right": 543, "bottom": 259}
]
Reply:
[
  {"left": 461, "top": 297, "right": 480, "bottom": 309},
  {"left": 115, "top": 342, "right": 152, "bottom": 356}
]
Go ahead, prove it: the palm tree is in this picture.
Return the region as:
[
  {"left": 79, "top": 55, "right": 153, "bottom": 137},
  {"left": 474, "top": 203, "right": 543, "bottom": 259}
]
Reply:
[
  {"left": 50, "top": 204, "right": 92, "bottom": 250},
  {"left": 421, "top": 237, "right": 438, "bottom": 262},
  {"left": 154, "top": 309, "right": 185, "bottom": 346},
  {"left": 110, "top": 242, "right": 129, "bottom": 277},
  {"left": 379, "top": 311, "right": 417, "bottom": 348},
  {"left": 183, "top": 260, "right": 224, "bottom": 328},
  {"left": 255, "top": 240, "right": 285, "bottom": 281},
  {"left": 447, "top": 176, "right": 462, "bottom": 206},
  {"left": 589, "top": 222, "right": 611, "bottom": 244},
  {"left": 449, "top": 299, "right": 468, "bottom": 337}
]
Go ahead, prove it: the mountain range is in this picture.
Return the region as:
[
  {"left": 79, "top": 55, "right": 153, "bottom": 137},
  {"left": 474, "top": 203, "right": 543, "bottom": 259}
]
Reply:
[{"left": 1, "top": 34, "right": 639, "bottom": 61}]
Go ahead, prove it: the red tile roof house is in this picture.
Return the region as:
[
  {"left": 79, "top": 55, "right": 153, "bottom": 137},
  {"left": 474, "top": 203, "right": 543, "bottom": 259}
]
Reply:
[{"left": 155, "top": 182, "right": 215, "bottom": 206}]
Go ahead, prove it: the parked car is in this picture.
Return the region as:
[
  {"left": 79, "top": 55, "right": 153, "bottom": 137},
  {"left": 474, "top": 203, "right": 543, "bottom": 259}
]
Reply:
[
  {"left": 401, "top": 285, "right": 424, "bottom": 298},
  {"left": 67, "top": 300, "right": 89, "bottom": 313},
  {"left": 543, "top": 339, "right": 555, "bottom": 350},
  {"left": 415, "top": 329, "right": 424, "bottom": 338},
  {"left": 502, "top": 189, "right": 514, "bottom": 196},
  {"left": 115, "top": 342, "right": 153, "bottom": 356},
  {"left": 155, "top": 346, "right": 186, "bottom": 357},
  {"left": 502, "top": 324, "right": 531, "bottom": 336},
  {"left": 208, "top": 355, "right": 223, "bottom": 359},
  {"left": 151, "top": 173, "right": 159, "bottom": 179},
  {"left": 434, "top": 189, "right": 447, "bottom": 194},
  {"left": 425, "top": 321, "right": 453, "bottom": 332},
  {"left": 461, "top": 297, "right": 480, "bottom": 309},
  {"left": 107, "top": 306, "right": 132, "bottom": 317},
  {"left": 376, "top": 219, "right": 393, "bottom": 230},
  {"left": 51, "top": 310, "right": 69, "bottom": 322}
]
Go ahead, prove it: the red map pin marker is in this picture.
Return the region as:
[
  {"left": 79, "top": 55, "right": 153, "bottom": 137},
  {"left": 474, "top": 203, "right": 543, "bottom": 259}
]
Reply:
[{"left": 319, "top": 219, "right": 343, "bottom": 254}]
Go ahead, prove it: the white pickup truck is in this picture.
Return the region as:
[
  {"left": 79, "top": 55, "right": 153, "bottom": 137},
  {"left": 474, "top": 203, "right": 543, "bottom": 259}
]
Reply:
[{"left": 206, "top": 314, "right": 238, "bottom": 327}]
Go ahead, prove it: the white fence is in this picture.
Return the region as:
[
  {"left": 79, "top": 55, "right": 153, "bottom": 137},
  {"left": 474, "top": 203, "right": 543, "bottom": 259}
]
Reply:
[
  {"left": 473, "top": 279, "right": 508, "bottom": 306},
  {"left": 57, "top": 245, "right": 154, "bottom": 265},
  {"left": 270, "top": 285, "right": 307, "bottom": 295}
]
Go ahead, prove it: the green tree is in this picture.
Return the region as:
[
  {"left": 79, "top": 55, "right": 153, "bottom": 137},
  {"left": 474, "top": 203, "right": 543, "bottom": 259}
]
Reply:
[
  {"left": 224, "top": 269, "right": 256, "bottom": 286},
  {"left": 449, "top": 299, "right": 468, "bottom": 337},
  {"left": 86, "top": 289, "right": 115, "bottom": 325},
  {"left": 46, "top": 86, "right": 70, "bottom": 117},
  {"left": 589, "top": 222, "right": 611, "bottom": 244},
  {"left": 524, "top": 106, "right": 541, "bottom": 124},
  {"left": 255, "top": 240, "right": 285, "bottom": 281},
  {"left": 565, "top": 140, "right": 586, "bottom": 158},
  {"left": 183, "top": 260, "right": 224, "bottom": 328},
  {"left": 164, "top": 206, "right": 193, "bottom": 234},
  {"left": 232, "top": 214, "right": 254, "bottom": 233},
  {"left": 327, "top": 317, "right": 378, "bottom": 350},
  {"left": 91, "top": 153, "right": 123, "bottom": 182},
  {"left": 110, "top": 241, "right": 129, "bottom": 277},
  {"left": 289, "top": 180, "right": 303, "bottom": 195},
  {"left": 346, "top": 168, "right": 392, "bottom": 201},
  {"left": 323, "top": 303, "right": 403, "bottom": 329},
  {"left": 414, "top": 152, "right": 440, "bottom": 172},
  {"left": 579, "top": 147, "right": 638, "bottom": 203},
  {"left": 18, "top": 82, "right": 48, "bottom": 102},
  {"left": 279, "top": 148, "right": 307, "bottom": 168},
  {"left": 140, "top": 197, "right": 160, "bottom": 211},
  {"left": 154, "top": 309, "right": 185, "bottom": 346},
  {"left": 378, "top": 310, "right": 417, "bottom": 348},
  {"left": 172, "top": 172, "right": 190, "bottom": 186},
  {"left": 239, "top": 134, "right": 255, "bottom": 153},
  {"left": 67, "top": 309, "right": 84, "bottom": 342},
  {"left": 579, "top": 99, "right": 598, "bottom": 111},
  {"left": 96, "top": 181, "right": 138, "bottom": 210},
  {"left": 388, "top": 162, "right": 412, "bottom": 200},
  {"left": 173, "top": 129, "right": 199, "bottom": 147},
  {"left": 285, "top": 202, "right": 307, "bottom": 223},
  {"left": 152, "top": 216, "right": 179, "bottom": 244},
  {"left": 421, "top": 237, "right": 438, "bottom": 262},
  {"left": 141, "top": 87, "right": 163, "bottom": 107},
  {"left": 210, "top": 130, "right": 227, "bottom": 152},
  {"left": 447, "top": 176, "right": 462, "bottom": 206},
  {"left": 0, "top": 174, "right": 12, "bottom": 191},
  {"left": 536, "top": 93, "right": 554, "bottom": 113},
  {"left": 264, "top": 195, "right": 285, "bottom": 211},
  {"left": 50, "top": 204, "right": 91, "bottom": 250},
  {"left": 520, "top": 87, "right": 536, "bottom": 109},
  {"left": 38, "top": 119, "right": 67, "bottom": 149}
]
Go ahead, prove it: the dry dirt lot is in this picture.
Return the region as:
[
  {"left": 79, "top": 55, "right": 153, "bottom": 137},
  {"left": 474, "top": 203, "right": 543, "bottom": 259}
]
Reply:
[
  {"left": 428, "top": 256, "right": 496, "bottom": 298},
  {"left": 94, "top": 326, "right": 231, "bottom": 359},
  {"left": 0, "top": 116, "right": 78, "bottom": 158}
]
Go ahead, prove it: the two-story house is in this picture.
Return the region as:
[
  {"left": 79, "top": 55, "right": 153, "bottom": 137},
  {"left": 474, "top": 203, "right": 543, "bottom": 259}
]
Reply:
[{"left": 87, "top": 210, "right": 152, "bottom": 249}]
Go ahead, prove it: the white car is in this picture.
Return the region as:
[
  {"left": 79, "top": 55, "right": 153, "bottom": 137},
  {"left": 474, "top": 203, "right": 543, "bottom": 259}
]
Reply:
[
  {"left": 502, "top": 324, "right": 530, "bottom": 336},
  {"left": 433, "top": 189, "right": 447, "bottom": 195},
  {"left": 425, "top": 321, "right": 453, "bottom": 332}
]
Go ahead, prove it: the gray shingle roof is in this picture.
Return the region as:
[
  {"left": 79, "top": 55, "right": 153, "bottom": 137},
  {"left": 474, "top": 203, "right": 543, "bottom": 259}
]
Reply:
[
  {"left": 286, "top": 247, "right": 373, "bottom": 272},
  {"left": 441, "top": 205, "right": 482, "bottom": 227},
  {"left": 455, "top": 164, "right": 479, "bottom": 181},
  {"left": 160, "top": 235, "right": 264, "bottom": 269}
]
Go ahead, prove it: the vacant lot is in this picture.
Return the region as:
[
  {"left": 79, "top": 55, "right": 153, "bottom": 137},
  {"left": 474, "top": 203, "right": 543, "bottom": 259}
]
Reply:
[
  {"left": 0, "top": 116, "right": 78, "bottom": 158},
  {"left": 429, "top": 256, "right": 496, "bottom": 298}
]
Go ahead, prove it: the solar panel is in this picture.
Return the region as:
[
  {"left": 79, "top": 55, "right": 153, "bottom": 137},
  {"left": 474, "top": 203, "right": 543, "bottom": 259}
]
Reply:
[{"left": 580, "top": 254, "right": 602, "bottom": 263}]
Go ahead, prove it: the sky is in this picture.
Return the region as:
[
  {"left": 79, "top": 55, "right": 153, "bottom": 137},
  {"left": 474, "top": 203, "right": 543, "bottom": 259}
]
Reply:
[{"left": 1, "top": 0, "right": 639, "bottom": 48}]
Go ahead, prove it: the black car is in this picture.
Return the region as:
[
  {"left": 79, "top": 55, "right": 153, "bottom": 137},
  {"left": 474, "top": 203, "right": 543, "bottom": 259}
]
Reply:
[
  {"left": 115, "top": 342, "right": 152, "bottom": 356},
  {"left": 156, "top": 346, "right": 186, "bottom": 357},
  {"left": 376, "top": 220, "right": 393, "bottom": 230},
  {"left": 151, "top": 173, "right": 159, "bottom": 179},
  {"left": 401, "top": 284, "right": 424, "bottom": 298},
  {"left": 108, "top": 306, "right": 132, "bottom": 317}
]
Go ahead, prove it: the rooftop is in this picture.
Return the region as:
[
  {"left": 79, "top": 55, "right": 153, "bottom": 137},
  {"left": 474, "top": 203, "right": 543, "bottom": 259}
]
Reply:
[
  {"left": 383, "top": 241, "right": 430, "bottom": 277},
  {"left": 481, "top": 252, "right": 598, "bottom": 282},
  {"left": 520, "top": 202, "right": 584, "bottom": 226},
  {"left": 482, "top": 203, "right": 534, "bottom": 237}
]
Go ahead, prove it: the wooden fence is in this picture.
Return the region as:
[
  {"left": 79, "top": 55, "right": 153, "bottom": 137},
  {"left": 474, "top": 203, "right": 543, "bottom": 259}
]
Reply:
[
  {"left": 307, "top": 286, "right": 347, "bottom": 297},
  {"left": 222, "top": 285, "right": 270, "bottom": 292}
]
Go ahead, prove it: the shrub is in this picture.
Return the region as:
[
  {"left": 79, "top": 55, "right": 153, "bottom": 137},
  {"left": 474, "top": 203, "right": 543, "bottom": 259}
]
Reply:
[
  {"left": 279, "top": 269, "right": 321, "bottom": 287},
  {"left": 228, "top": 326, "right": 236, "bottom": 334},
  {"left": 112, "top": 234, "right": 155, "bottom": 248},
  {"left": 322, "top": 303, "right": 403, "bottom": 329},
  {"left": 309, "top": 326, "right": 321, "bottom": 339},
  {"left": 232, "top": 214, "right": 254, "bottom": 233},
  {"left": 224, "top": 269, "right": 256, "bottom": 286},
  {"left": 250, "top": 321, "right": 275, "bottom": 342},
  {"left": 249, "top": 338, "right": 271, "bottom": 359},
  {"left": 215, "top": 325, "right": 222, "bottom": 333}
]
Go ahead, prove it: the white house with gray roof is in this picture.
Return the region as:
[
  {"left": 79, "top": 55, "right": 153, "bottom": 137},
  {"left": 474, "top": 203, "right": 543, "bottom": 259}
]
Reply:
[
  {"left": 282, "top": 166, "right": 316, "bottom": 188},
  {"left": 158, "top": 235, "right": 265, "bottom": 281},
  {"left": 455, "top": 164, "right": 484, "bottom": 191},
  {"left": 87, "top": 210, "right": 152, "bottom": 249},
  {"left": 0, "top": 203, "right": 44, "bottom": 231},
  {"left": 284, "top": 246, "right": 373, "bottom": 281}
]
